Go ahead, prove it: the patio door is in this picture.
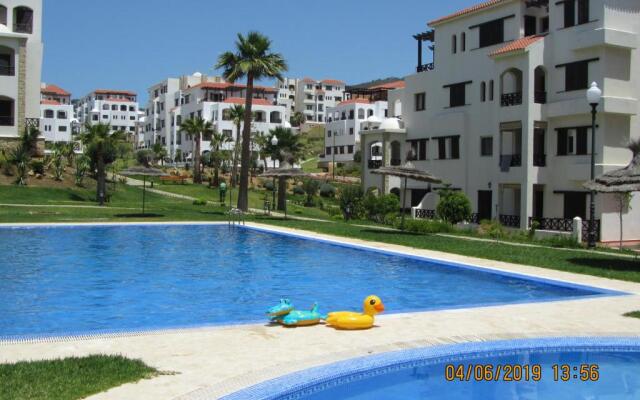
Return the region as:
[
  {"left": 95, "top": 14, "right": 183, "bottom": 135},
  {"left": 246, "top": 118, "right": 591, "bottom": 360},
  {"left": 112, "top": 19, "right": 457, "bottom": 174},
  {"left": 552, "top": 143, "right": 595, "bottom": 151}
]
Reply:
[
  {"left": 563, "top": 192, "right": 587, "bottom": 220},
  {"left": 477, "top": 191, "right": 492, "bottom": 221}
]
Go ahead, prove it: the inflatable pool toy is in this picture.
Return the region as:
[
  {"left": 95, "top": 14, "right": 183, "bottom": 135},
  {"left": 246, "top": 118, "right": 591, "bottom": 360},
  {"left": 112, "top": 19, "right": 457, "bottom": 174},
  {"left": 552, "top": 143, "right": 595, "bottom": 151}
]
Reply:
[
  {"left": 267, "top": 300, "right": 326, "bottom": 327},
  {"left": 326, "top": 295, "right": 384, "bottom": 330}
]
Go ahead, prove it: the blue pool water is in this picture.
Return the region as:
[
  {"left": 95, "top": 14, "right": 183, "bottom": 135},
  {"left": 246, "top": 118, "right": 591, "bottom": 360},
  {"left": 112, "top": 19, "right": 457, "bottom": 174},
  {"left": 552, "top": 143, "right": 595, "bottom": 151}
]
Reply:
[
  {"left": 0, "top": 225, "right": 615, "bottom": 338},
  {"left": 222, "top": 338, "right": 640, "bottom": 400}
]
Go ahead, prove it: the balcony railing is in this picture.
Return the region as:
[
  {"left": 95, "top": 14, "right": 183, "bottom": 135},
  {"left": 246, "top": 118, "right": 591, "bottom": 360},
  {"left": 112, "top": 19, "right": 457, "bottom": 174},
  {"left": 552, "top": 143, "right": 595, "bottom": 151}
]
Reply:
[
  {"left": 534, "top": 91, "right": 547, "bottom": 104},
  {"left": 499, "top": 214, "right": 521, "bottom": 228},
  {"left": 501, "top": 92, "right": 523, "bottom": 107},
  {"left": 390, "top": 158, "right": 402, "bottom": 166},
  {"left": 13, "top": 23, "right": 33, "bottom": 34},
  {"left": 0, "top": 65, "right": 15, "bottom": 76},
  {"left": 415, "top": 209, "right": 436, "bottom": 219},
  {"left": 528, "top": 217, "right": 600, "bottom": 242},
  {"left": 368, "top": 160, "right": 382, "bottom": 169},
  {"left": 270, "top": 119, "right": 282, "bottom": 124},
  {"left": 533, "top": 154, "right": 546, "bottom": 167},
  {"left": 499, "top": 154, "right": 522, "bottom": 170},
  {"left": 0, "top": 116, "right": 14, "bottom": 126},
  {"left": 417, "top": 63, "right": 435, "bottom": 73}
]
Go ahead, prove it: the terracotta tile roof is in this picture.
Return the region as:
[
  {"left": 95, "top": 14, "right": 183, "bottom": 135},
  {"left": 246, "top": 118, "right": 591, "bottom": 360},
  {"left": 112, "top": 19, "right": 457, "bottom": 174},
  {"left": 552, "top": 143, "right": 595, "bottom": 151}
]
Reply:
[
  {"left": 489, "top": 35, "right": 545, "bottom": 56},
  {"left": 104, "top": 97, "right": 135, "bottom": 103},
  {"left": 428, "top": 0, "right": 508, "bottom": 26},
  {"left": 41, "top": 99, "right": 61, "bottom": 105},
  {"left": 370, "top": 80, "right": 405, "bottom": 90},
  {"left": 321, "top": 79, "right": 345, "bottom": 85},
  {"left": 94, "top": 89, "right": 137, "bottom": 96},
  {"left": 301, "top": 77, "right": 316, "bottom": 83},
  {"left": 41, "top": 84, "right": 70, "bottom": 96},
  {"left": 337, "top": 98, "right": 371, "bottom": 106},
  {"left": 224, "top": 97, "right": 273, "bottom": 106}
]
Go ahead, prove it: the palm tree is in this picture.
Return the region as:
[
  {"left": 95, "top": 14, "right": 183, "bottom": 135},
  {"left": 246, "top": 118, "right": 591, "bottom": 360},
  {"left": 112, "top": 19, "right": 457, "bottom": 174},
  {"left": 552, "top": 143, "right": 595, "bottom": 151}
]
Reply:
[
  {"left": 265, "top": 127, "right": 305, "bottom": 210},
  {"left": 209, "top": 129, "right": 232, "bottom": 186},
  {"left": 290, "top": 111, "right": 306, "bottom": 128},
  {"left": 227, "top": 104, "right": 245, "bottom": 187},
  {"left": 20, "top": 125, "right": 41, "bottom": 157},
  {"left": 78, "top": 123, "right": 126, "bottom": 205},
  {"left": 179, "top": 117, "right": 214, "bottom": 184},
  {"left": 152, "top": 142, "right": 168, "bottom": 166},
  {"left": 253, "top": 133, "right": 271, "bottom": 172},
  {"left": 216, "top": 31, "right": 288, "bottom": 211}
]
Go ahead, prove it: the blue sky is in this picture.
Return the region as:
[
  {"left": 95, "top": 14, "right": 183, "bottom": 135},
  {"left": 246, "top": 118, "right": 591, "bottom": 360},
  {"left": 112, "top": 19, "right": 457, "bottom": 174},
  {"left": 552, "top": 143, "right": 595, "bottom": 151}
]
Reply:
[{"left": 43, "top": 0, "right": 477, "bottom": 104}]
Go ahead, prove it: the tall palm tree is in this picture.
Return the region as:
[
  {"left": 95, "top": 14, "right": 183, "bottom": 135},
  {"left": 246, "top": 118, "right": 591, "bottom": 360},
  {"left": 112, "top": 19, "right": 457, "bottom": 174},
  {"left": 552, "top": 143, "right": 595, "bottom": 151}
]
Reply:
[
  {"left": 210, "top": 129, "right": 232, "bottom": 186},
  {"left": 265, "top": 127, "right": 305, "bottom": 210},
  {"left": 179, "top": 117, "right": 214, "bottom": 184},
  {"left": 216, "top": 31, "right": 288, "bottom": 211},
  {"left": 78, "top": 123, "right": 126, "bottom": 205},
  {"left": 227, "top": 104, "right": 245, "bottom": 187}
]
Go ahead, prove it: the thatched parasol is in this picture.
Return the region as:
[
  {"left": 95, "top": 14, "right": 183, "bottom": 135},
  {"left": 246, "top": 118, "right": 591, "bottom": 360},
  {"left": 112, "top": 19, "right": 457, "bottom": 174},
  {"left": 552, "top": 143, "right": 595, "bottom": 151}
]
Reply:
[
  {"left": 120, "top": 166, "right": 168, "bottom": 215},
  {"left": 372, "top": 162, "right": 443, "bottom": 229},
  {"left": 258, "top": 168, "right": 310, "bottom": 218}
]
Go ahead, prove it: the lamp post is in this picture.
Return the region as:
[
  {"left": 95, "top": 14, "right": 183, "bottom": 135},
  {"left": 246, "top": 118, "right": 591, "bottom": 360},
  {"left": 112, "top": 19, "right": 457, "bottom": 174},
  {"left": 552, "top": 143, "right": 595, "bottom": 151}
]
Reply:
[
  {"left": 586, "top": 82, "right": 602, "bottom": 249},
  {"left": 271, "top": 134, "right": 279, "bottom": 207}
]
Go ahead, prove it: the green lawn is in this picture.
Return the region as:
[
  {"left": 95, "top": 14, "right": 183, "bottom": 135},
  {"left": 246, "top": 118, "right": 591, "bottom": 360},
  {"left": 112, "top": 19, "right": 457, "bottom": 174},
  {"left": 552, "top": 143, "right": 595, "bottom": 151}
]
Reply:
[{"left": 0, "top": 355, "right": 158, "bottom": 400}]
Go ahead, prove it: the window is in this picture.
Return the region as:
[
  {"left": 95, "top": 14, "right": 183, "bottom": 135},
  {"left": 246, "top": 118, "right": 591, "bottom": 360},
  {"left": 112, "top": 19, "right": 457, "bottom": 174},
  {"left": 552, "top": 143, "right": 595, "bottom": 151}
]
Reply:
[
  {"left": 407, "top": 139, "right": 428, "bottom": 160},
  {"left": 0, "top": 45, "right": 14, "bottom": 76},
  {"left": 129, "top": 106, "right": 135, "bottom": 112},
  {"left": 59, "top": 126, "right": 67, "bottom": 132},
  {"left": 348, "top": 145, "right": 354, "bottom": 154},
  {"left": 130, "top": 116, "right": 136, "bottom": 120},
  {"left": 541, "top": 17, "right": 549, "bottom": 33},
  {"left": 57, "top": 111, "right": 67, "bottom": 119},
  {"left": 415, "top": 92, "right": 426, "bottom": 111},
  {"left": 478, "top": 18, "right": 505, "bottom": 48},
  {"left": 348, "top": 110, "right": 354, "bottom": 120},
  {"left": 524, "top": 15, "right": 537, "bottom": 36},
  {"left": 357, "top": 109, "right": 365, "bottom": 119},
  {"left": 577, "top": 0, "right": 590, "bottom": 24},
  {"left": 445, "top": 82, "right": 470, "bottom": 107},
  {"left": 326, "top": 147, "right": 332, "bottom": 155},
  {"left": 327, "top": 130, "right": 332, "bottom": 137},
  {"left": 102, "top": 104, "right": 109, "bottom": 111},
  {"left": 102, "top": 115, "right": 108, "bottom": 119},
  {"left": 558, "top": 58, "right": 598, "bottom": 91},
  {"left": 92, "top": 115, "right": 99, "bottom": 121},
  {"left": 557, "top": 127, "right": 590, "bottom": 155},
  {"left": 349, "top": 127, "right": 354, "bottom": 135},
  {"left": 489, "top": 80, "right": 495, "bottom": 101},
  {"left": 436, "top": 136, "right": 460, "bottom": 159},
  {"left": 564, "top": 0, "right": 576, "bottom": 28},
  {"left": 480, "top": 82, "right": 486, "bottom": 102},
  {"left": 452, "top": 35, "right": 457, "bottom": 53},
  {"left": 44, "top": 109, "right": 54, "bottom": 118},
  {"left": 461, "top": 32, "right": 466, "bottom": 51},
  {"left": 480, "top": 137, "right": 493, "bottom": 156},
  {"left": 120, "top": 105, "right": 127, "bottom": 111}
]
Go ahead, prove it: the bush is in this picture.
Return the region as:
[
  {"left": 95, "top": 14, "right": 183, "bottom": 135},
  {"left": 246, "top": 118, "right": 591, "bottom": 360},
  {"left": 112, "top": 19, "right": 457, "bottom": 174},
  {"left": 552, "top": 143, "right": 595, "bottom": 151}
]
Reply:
[
  {"left": 302, "top": 179, "right": 320, "bottom": 206},
  {"left": 136, "top": 149, "right": 154, "bottom": 167},
  {"left": 30, "top": 160, "right": 45, "bottom": 175},
  {"left": 192, "top": 198, "right": 207, "bottom": 206},
  {"left": 436, "top": 186, "right": 472, "bottom": 224},
  {"left": 399, "top": 219, "right": 453, "bottom": 234},
  {"left": 478, "top": 219, "right": 506, "bottom": 240},
  {"left": 363, "top": 193, "right": 400, "bottom": 223},
  {"left": 338, "top": 185, "right": 364, "bottom": 221},
  {"left": 263, "top": 180, "right": 275, "bottom": 191},
  {"left": 292, "top": 185, "right": 305, "bottom": 195},
  {"left": 319, "top": 183, "right": 337, "bottom": 198}
]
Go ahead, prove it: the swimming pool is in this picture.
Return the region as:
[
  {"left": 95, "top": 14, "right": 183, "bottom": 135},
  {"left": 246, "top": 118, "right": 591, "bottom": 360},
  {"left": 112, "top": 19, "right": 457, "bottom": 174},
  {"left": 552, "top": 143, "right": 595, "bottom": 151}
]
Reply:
[
  {"left": 221, "top": 337, "right": 640, "bottom": 400},
  {"left": 0, "top": 224, "right": 621, "bottom": 339}
]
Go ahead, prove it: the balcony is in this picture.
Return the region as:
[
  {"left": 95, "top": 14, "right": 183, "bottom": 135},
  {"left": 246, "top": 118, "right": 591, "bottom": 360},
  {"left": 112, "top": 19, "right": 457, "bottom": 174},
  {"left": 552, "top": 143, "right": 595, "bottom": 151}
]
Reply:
[
  {"left": 0, "top": 65, "right": 15, "bottom": 76},
  {"left": 534, "top": 91, "right": 547, "bottom": 104},
  {"left": 533, "top": 154, "right": 546, "bottom": 167},
  {"left": 417, "top": 63, "right": 434, "bottom": 73},
  {"left": 499, "top": 154, "right": 522, "bottom": 170},
  {"left": 501, "top": 92, "right": 522, "bottom": 107},
  {"left": 368, "top": 160, "right": 382, "bottom": 169}
]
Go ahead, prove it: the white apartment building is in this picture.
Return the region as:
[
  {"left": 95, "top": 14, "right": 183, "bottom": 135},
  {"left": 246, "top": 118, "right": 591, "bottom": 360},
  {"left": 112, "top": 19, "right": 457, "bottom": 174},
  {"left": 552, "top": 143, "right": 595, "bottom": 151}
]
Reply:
[
  {"left": 75, "top": 89, "right": 139, "bottom": 136},
  {"left": 275, "top": 77, "right": 298, "bottom": 122},
  {"left": 0, "top": 0, "right": 43, "bottom": 145},
  {"left": 319, "top": 80, "right": 405, "bottom": 168},
  {"left": 361, "top": 0, "right": 640, "bottom": 244},
  {"left": 288, "top": 78, "right": 346, "bottom": 124},
  {"left": 40, "top": 83, "right": 74, "bottom": 143}
]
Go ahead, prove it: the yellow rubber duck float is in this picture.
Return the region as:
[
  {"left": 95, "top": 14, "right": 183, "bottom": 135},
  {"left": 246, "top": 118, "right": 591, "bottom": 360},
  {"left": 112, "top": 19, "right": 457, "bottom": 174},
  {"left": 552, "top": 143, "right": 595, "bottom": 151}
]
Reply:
[{"left": 326, "top": 295, "right": 385, "bottom": 330}]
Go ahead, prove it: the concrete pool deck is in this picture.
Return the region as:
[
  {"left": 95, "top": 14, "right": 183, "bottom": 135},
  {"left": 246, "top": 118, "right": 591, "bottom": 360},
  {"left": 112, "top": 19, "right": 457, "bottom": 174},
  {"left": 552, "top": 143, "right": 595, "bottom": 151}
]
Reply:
[{"left": 1, "top": 221, "right": 640, "bottom": 399}]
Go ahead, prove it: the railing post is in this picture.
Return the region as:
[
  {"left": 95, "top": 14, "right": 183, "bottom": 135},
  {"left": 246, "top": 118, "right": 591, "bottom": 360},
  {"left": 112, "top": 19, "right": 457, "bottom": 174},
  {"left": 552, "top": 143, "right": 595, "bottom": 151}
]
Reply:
[{"left": 572, "top": 217, "right": 583, "bottom": 243}]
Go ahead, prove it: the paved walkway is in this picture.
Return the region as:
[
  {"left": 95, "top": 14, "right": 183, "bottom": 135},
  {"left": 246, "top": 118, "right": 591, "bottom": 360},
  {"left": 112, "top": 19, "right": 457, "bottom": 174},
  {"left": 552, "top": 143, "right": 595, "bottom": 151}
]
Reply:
[{"left": 1, "top": 222, "right": 639, "bottom": 400}]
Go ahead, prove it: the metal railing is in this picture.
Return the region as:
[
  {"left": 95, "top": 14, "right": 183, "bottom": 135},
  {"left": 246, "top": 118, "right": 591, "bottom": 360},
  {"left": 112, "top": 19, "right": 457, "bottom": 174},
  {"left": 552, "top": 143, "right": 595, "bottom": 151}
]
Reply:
[
  {"left": 417, "top": 63, "right": 435, "bottom": 73},
  {"left": 500, "top": 154, "right": 522, "bottom": 168},
  {"left": 0, "top": 65, "right": 15, "bottom": 76},
  {"left": 528, "top": 217, "right": 600, "bottom": 242},
  {"left": 0, "top": 116, "right": 14, "bottom": 126},
  {"left": 13, "top": 23, "right": 32, "bottom": 34},
  {"left": 415, "top": 209, "right": 436, "bottom": 219},
  {"left": 390, "top": 158, "right": 402, "bottom": 166},
  {"left": 501, "top": 92, "right": 523, "bottom": 107},
  {"left": 499, "top": 214, "right": 521, "bottom": 228},
  {"left": 368, "top": 160, "right": 382, "bottom": 169},
  {"left": 534, "top": 91, "right": 547, "bottom": 104}
]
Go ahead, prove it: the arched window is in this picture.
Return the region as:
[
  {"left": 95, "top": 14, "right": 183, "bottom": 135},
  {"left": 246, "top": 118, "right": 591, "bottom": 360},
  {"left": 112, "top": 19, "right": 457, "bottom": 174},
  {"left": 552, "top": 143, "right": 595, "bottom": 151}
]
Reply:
[
  {"left": 13, "top": 6, "right": 33, "bottom": 34},
  {"left": 390, "top": 141, "right": 402, "bottom": 166},
  {"left": 0, "top": 5, "right": 7, "bottom": 26},
  {"left": 111, "top": 104, "right": 118, "bottom": 111},
  {"left": 0, "top": 45, "right": 14, "bottom": 76},
  {"left": 120, "top": 105, "right": 127, "bottom": 111},
  {"left": 357, "top": 108, "right": 365, "bottom": 119},
  {"left": 452, "top": 35, "right": 457, "bottom": 54},
  {"left": 44, "top": 109, "right": 54, "bottom": 118},
  {"left": 0, "top": 96, "right": 15, "bottom": 126},
  {"left": 461, "top": 32, "right": 466, "bottom": 52},
  {"left": 57, "top": 111, "right": 67, "bottom": 119},
  {"left": 102, "top": 104, "right": 109, "bottom": 110},
  {"left": 269, "top": 111, "right": 281, "bottom": 123},
  {"left": 481, "top": 82, "right": 486, "bottom": 102},
  {"left": 489, "top": 80, "right": 495, "bottom": 101},
  {"left": 254, "top": 111, "right": 265, "bottom": 122}
]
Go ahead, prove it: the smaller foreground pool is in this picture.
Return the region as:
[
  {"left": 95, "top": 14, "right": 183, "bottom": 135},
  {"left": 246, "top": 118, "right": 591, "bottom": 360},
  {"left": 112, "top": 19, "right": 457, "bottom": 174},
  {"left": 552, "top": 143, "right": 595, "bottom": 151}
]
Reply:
[{"left": 222, "top": 338, "right": 640, "bottom": 400}]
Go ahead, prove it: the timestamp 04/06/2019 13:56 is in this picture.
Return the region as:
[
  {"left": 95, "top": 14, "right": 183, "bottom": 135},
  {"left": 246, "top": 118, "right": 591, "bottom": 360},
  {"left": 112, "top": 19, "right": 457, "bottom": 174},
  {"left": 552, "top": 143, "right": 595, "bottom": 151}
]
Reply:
[{"left": 444, "top": 363, "right": 600, "bottom": 383}]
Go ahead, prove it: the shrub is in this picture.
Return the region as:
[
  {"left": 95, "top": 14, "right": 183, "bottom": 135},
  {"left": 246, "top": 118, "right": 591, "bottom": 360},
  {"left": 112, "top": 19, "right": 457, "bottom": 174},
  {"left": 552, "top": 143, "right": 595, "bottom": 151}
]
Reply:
[
  {"left": 30, "top": 160, "right": 45, "bottom": 175},
  {"left": 363, "top": 193, "right": 400, "bottom": 223},
  {"left": 319, "top": 183, "right": 336, "bottom": 198},
  {"left": 302, "top": 179, "right": 320, "bottom": 206},
  {"left": 192, "top": 198, "right": 207, "bottom": 206},
  {"left": 399, "top": 219, "right": 453, "bottom": 234},
  {"left": 436, "top": 186, "right": 472, "bottom": 224},
  {"left": 75, "top": 155, "right": 90, "bottom": 186},
  {"left": 292, "top": 185, "right": 305, "bottom": 195},
  {"left": 263, "top": 180, "right": 275, "bottom": 191},
  {"left": 528, "top": 220, "right": 540, "bottom": 239},
  {"left": 136, "top": 149, "right": 155, "bottom": 167},
  {"left": 338, "top": 185, "right": 364, "bottom": 221},
  {"left": 52, "top": 152, "right": 65, "bottom": 181},
  {"left": 479, "top": 219, "right": 505, "bottom": 241}
]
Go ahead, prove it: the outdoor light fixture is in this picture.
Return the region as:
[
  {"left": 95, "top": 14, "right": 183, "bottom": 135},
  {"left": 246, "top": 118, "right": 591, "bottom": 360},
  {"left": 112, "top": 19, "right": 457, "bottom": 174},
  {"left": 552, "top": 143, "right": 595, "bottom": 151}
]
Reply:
[
  {"left": 586, "top": 82, "right": 602, "bottom": 249},
  {"left": 271, "top": 135, "right": 278, "bottom": 146}
]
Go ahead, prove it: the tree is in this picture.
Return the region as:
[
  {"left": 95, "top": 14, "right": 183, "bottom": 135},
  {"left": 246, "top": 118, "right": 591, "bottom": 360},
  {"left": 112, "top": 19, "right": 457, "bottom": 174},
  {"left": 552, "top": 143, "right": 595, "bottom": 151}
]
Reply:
[
  {"left": 216, "top": 31, "right": 288, "bottom": 211},
  {"left": 436, "top": 185, "right": 472, "bottom": 225},
  {"left": 152, "top": 142, "right": 168, "bottom": 166},
  {"left": 78, "top": 123, "right": 126, "bottom": 205},
  {"left": 265, "top": 127, "right": 305, "bottom": 210},
  {"left": 338, "top": 185, "right": 364, "bottom": 221},
  {"left": 9, "top": 126, "right": 42, "bottom": 185},
  {"left": 301, "top": 179, "right": 320, "bottom": 207},
  {"left": 227, "top": 104, "right": 245, "bottom": 187},
  {"left": 615, "top": 192, "right": 633, "bottom": 250},
  {"left": 209, "top": 129, "right": 231, "bottom": 186},
  {"left": 290, "top": 111, "right": 305, "bottom": 128},
  {"left": 137, "top": 149, "right": 155, "bottom": 167},
  {"left": 253, "top": 133, "right": 271, "bottom": 172},
  {"left": 179, "top": 117, "right": 213, "bottom": 184}
]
